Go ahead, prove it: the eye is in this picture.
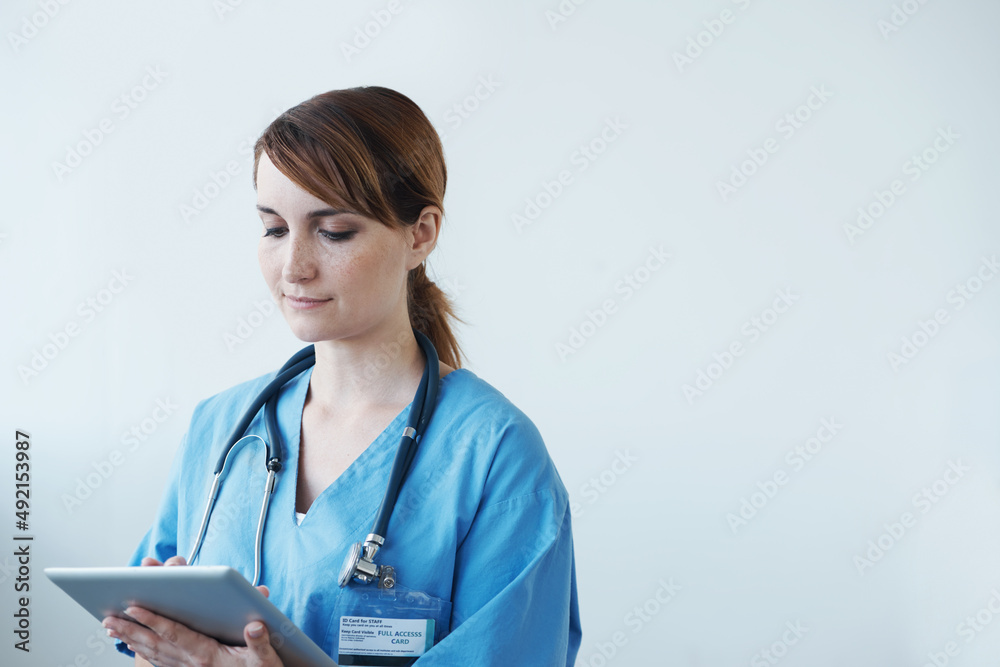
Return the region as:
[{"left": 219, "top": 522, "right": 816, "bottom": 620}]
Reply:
[
  {"left": 320, "top": 230, "right": 357, "bottom": 242},
  {"left": 262, "top": 226, "right": 287, "bottom": 238}
]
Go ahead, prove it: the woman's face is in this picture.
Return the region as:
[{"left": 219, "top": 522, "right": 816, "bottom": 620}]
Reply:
[{"left": 255, "top": 152, "right": 413, "bottom": 344}]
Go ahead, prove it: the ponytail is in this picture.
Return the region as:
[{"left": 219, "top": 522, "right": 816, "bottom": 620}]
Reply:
[{"left": 407, "top": 263, "right": 462, "bottom": 369}]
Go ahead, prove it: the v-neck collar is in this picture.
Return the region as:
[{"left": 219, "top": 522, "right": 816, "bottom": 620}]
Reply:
[{"left": 280, "top": 365, "right": 413, "bottom": 528}]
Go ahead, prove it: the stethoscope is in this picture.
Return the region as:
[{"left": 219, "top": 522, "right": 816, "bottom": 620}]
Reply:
[{"left": 185, "top": 329, "right": 440, "bottom": 589}]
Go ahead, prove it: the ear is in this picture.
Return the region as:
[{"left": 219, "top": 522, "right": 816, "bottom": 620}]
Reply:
[{"left": 405, "top": 205, "right": 442, "bottom": 270}]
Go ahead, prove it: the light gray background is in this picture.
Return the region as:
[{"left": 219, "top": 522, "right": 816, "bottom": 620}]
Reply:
[{"left": 2, "top": 1, "right": 999, "bottom": 665}]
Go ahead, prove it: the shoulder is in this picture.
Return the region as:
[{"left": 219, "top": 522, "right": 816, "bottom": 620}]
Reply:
[
  {"left": 181, "top": 367, "right": 303, "bottom": 455},
  {"left": 435, "top": 368, "right": 543, "bottom": 443},
  {"left": 431, "top": 368, "right": 566, "bottom": 504},
  {"left": 190, "top": 369, "right": 279, "bottom": 422}
]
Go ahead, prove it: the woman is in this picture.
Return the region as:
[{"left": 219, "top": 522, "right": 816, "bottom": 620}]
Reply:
[{"left": 103, "top": 86, "right": 581, "bottom": 666}]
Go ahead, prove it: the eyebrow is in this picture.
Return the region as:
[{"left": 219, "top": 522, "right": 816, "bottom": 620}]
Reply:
[{"left": 256, "top": 205, "right": 355, "bottom": 218}]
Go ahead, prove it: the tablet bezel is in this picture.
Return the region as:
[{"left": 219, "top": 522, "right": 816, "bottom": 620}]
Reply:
[{"left": 44, "top": 565, "right": 338, "bottom": 667}]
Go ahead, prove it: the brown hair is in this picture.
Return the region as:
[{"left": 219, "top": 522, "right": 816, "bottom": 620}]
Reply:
[{"left": 252, "top": 86, "right": 463, "bottom": 368}]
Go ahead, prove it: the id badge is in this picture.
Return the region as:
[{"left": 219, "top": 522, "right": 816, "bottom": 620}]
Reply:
[
  {"left": 339, "top": 616, "right": 434, "bottom": 665},
  {"left": 331, "top": 573, "right": 451, "bottom": 666}
]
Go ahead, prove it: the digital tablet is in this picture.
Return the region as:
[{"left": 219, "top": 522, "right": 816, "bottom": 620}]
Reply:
[{"left": 45, "top": 565, "right": 338, "bottom": 667}]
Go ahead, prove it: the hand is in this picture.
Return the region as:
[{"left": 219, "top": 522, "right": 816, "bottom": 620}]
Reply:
[{"left": 103, "top": 555, "right": 282, "bottom": 667}]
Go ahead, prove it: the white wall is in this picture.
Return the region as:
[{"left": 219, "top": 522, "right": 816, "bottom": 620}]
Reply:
[{"left": 2, "top": 1, "right": 999, "bottom": 665}]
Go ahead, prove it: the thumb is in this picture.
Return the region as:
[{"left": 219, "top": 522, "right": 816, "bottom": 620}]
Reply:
[{"left": 244, "top": 621, "right": 280, "bottom": 665}]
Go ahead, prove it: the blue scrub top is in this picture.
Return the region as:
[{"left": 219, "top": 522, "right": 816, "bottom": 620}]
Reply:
[{"left": 116, "top": 364, "right": 582, "bottom": 665}]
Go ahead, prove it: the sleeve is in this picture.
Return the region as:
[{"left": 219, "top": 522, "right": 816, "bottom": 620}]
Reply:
[
  {"left": 113, "top": 429, "right": 190, "bottom": 660},
  {"left": 418, "top": 418, "right": 583, "bottom": 666}
]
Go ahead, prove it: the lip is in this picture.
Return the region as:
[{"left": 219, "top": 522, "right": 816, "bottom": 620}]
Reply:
[{"left": 284, "top": 295, "right": 331, "bottom": 310}]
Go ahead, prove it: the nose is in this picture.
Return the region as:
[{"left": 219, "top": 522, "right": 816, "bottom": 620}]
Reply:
[{"left": 282, "top": 232, "right": 317, "bottom": 284}]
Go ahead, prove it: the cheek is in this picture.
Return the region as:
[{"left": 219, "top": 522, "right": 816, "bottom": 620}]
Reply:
[
  {"left": 336, "top": 243, "right": 401, "bottom": 290},
  {"left": 258, "top": 242, "right": 279, "bottom": 286},
  {"left": 327, "top": 254, "right": 372, "bottom": 297}
]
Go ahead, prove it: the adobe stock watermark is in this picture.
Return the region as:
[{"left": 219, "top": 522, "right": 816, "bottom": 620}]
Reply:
[
  {"left": 682, "top": 288, "right": 799, "bottom": 404},
  {"left": 843, "top": 126, "right": 959, "bottom": 244},
  {"left": 55, "top": 626, "right": 120, "bottom": 667},
  {"left": 179, "top": 159, "right": 241, "bottom": 225},
  {"left": 672, "top": 0, "right": 757, "bottom": 73},
  {"left": 179, "top": 108, "right": 284, "bottom": 224},
  {"left": 853, "top": 459, "right": 970, "bottom": 575},
  {"left": 17, "top": 269, "right": 135, "bottom": 386},
  {"left": 555, "top": 245, "right": 670, "bottom": 362},
  {"left": 726, "top": 417, "right": 843, "bottom": 534},
  {"left": 180, "top": 159, "right": 242, "bottom": 224},
  {"left": 339, "top": 0, "right": 411, "bottom": 63},
  {"left": 512, "top": 116, "right": 627, "bottom": 233},
  {"left": 750, "top": 621, "right": 808, "bottom": 667},
  {"left": 224, "top": 300, "right": 277, "bottom": 352},
  {"left": 887, "top": 254, "right": 997, "bottom": 372},
  {"left": 436, "top": 275, "right": 467, "bottom": 300},
  {"left": 391, "top": 435, "right": 479, "bottom": 530},
  {"left": 716, "top": 85, "right": 833, "bottom": 203},
  {"left": 62, "top": 398, "right": 180, "bottom": 513},
  {"left": 921, "top": 587, "right": 1000, "bottom": 667},
  {"left": 570, "top": 449, "right": 638, "bottom": 520},
  {"left": 439, "top": 75, "right": 501, "bottom": 141},
  {"left": 360, "top": 328, "right": 411, "bottom": 384},
  {"left": 199, "top": 482, "right": 259, "bottom": 553},
  {"left": 877, "top": 0, "right": 933, "bottom": 39},
  {"left": 359, "top": 302, "right": 465, "bottom": 386},
  {"left": 0, "top": 556, "right": 16, "bottom": 585},
  {"left": 579, "top": 578, "right": 682, "bottom": 667},
  {"left": 544, "top": 0, "right": 588, "bottom": 31},
  {"left": 213, "top": 0, "right": 252, "bottom": 20},
  {"left": 51, "top": 66, "right": 169, "bottom": 183},
  {"left": 7, "top": 0, "right": 73, "bottom": 53}
]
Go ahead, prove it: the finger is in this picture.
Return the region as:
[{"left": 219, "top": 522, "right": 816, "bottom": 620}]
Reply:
[
  {"left": 125, "top": 606, "right": 183, "bottom": 642},
  {"left": 163, "top": 555, "right": 187, "bottom": 566},
  {"left": 101, "top": 615, "right": 124, "bottom": 631},
  {"left": 121, "top": 606, "right": 214, "bottom": 664},
  {"left": 107, "top": 608, "right": 222, "bottom": 667},
  {"left": 104, "top": 614, "right": 180, "bottom": 666},
  {"left": 139, "top": 557, "right": 163, "bottom": 566},
  {"left": 256, "top": 584, "right": 270, "bottom": 598},
  {"left": 244, "top": 621, "right": 282, "bottom": 667}
]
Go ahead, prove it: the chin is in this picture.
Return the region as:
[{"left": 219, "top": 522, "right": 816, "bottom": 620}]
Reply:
[
  {"left": 288, "top": 327, "right": 335, "bottom": 344},
  {"left": 279, "top": 316, "right": 329, "bottom": 344}
]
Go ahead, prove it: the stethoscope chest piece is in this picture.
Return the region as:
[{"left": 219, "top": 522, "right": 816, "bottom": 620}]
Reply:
[
  {"left": 339, "top": 533, "right": 396, "bottom": 588},
  {"left": 338, "top": 542, "right": 364, "bottom": 587}
]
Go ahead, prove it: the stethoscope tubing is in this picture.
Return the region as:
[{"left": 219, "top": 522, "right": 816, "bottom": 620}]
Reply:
[
  {"left": 212, "top": 353, "right": 317, "bottom": 475},
  {"left": 187, "top": 330, "right": 439, "bottom": 587},
  {"left": 372, "top": 331, "right": 439, "bottom": 538}
]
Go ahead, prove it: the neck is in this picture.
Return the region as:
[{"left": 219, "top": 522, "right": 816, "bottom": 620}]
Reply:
[{"left": 306, "top": 324, "right": 424, "bottom": 412}]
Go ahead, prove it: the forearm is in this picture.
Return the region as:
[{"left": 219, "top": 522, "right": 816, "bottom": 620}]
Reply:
[{"left": 136, "top": 655, "right": 154, "bottom": 667}]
